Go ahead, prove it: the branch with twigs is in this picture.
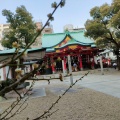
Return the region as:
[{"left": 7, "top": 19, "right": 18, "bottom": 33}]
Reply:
[
  {"left": 40, "top": 109, "right": 59, "bottom": 119},
  {"left": 0, "top": 0, "right": 65, "bottom": 69},
  {"left": 0, "top": 0, "right": 65, "bottom": 98},
  {"left": 0, "top": 66, "right": 63, "bottom": 98},
  {"left": 0, "top": 80, "right": 35, "bottom": 120},
  {"left": 0, "top": 1, "right": 66, "bottom": 120},
  {"left": 28, "top": 73, "right": 63, "bottom": 84}
]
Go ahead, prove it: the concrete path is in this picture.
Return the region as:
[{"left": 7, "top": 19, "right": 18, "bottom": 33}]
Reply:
[
  {"left": 33, "top": 68, "right": 120, "bottom": 99},
  {"left": 1, "top": 68, "right": 120, "bottom": 102},
  {"left": 64, "top": 69, "right": 120, "bottom": 98}
]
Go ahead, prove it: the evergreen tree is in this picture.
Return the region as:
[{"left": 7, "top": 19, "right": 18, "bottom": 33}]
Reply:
[
  {"left": 1, "top": 5, "right": 36, "bottom": 48},
  {"left": 84, "top": 0, "right": 120, "bottom": 70}
]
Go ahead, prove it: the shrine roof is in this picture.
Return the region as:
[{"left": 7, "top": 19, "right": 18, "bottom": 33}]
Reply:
[
  {"left": 46, "top": 48, "right": 55, "bottom": 52},
  {"left": 0, "top": 48, "right": 46, "bottom": 55},
  {"left": 42, "top": 30, "right": 94, "bottom": 48},
  {"left": 42, "top": 33, "right": 66, "bottom": 48},
  {"left": 66, "top": 38, "right": 93, "bottom": 46},
  {"left": 91, "top": 44, "right": 96, "bottom": 47},
  {"left": 56, "top": 39, "right": 90, "bottom": 49},
  {"left": 70, "top": 31, "right": 94, "bottom": 45}
]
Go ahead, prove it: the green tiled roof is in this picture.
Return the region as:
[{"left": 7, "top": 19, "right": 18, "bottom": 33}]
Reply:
[
  {"left": 70, "top": 30, "right": 94, "bottom": 44},
  {"left": 91, "top": 44, "right": 96, "bottom": 47},
  {"left": 46, "top": 48, "right": 55, "bottom": 52},
  {"left": 0, "top": 49, "right": 16, "bottom": 54},
  {"left": 0, "top": 48, "right": 46, "bottom": 55},
  {"left": 42, "top": 30, "right": 95, "bottom": 48},
  {"left": 67, "top": 38, "right": 78, "bottom": 44},
  {"left": 42, "top": 33, "right": 66, "bottom": 48},
  {"left": 57, "top": 39, "right": 90, "bottom": 49}
]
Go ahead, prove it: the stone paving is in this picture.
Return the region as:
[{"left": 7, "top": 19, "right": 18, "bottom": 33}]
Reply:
[
  {"left": 64, "top": 68, "right": 120, "bottom": 98},
  {"left": 0, "top": 68, "right": 120, "bottom": 102},
  {"left": 28, "top": 68, "right": 120, "bottom": 99},
  {"left": 25, "top": 68, "right": 120, "bottom": 99}
]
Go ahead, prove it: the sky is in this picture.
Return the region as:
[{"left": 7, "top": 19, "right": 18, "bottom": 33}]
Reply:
[{"left": 0, "top": 0, "right": 112, "bottom": 33}]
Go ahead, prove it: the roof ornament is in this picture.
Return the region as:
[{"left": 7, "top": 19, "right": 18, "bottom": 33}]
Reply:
[{"left": 64, "top": 29, "right": 69, "bottom": 35}]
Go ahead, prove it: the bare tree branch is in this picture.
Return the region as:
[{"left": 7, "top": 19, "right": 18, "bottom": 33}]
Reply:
[{"left": 0, "top": 80, "right": 35, "bottom": 120}]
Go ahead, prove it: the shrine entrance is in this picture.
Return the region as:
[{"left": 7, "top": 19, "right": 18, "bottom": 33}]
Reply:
[{"left": 43, "top": 48, "right": 98, "bottom": 74}]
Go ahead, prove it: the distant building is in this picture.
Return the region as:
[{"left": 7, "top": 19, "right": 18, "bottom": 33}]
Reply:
[
  {"left": 63, "top": 24, "right": 73, "bottom": 31},
  {"left": 31, "top": 22, "right": 43, "bottom": 48},
  {"left": 42, "top": 25, "right": 53, "bottom": 34},
  {"left": 63, "top": 24, "right": 84, "bottom": 32},
  {"left": 32, "top": 22, "right": 53, "bottom": 48},
  {"left": 0, "top": 24, "right": 10, "bottom": 50}
]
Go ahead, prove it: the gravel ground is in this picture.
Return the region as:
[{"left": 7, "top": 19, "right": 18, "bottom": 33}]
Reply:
[
  {"left": 0, "top": 69, "right": 120, "bottom": 120},
  {"left": 0, "top": 82, "right": 120, "bottom": 120}
]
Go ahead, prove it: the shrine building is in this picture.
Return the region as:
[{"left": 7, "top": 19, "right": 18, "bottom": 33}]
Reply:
[{"left": 41, "top": 30, "right": 100, "bottom": 74}]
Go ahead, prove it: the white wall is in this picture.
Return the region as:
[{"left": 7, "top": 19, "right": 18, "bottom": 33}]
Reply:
[{"left": 106, "top": 52, "right": 116, "bottom": 60}]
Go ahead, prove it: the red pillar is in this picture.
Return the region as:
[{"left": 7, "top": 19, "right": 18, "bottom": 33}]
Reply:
[
  {"left": 51, "top": 57, "right": 55, "bottom": 74},
  {"left": 51, "top": 65, "right": 55, "bottom": 73},
  {"left": 107, "top": 58, "right": 111, "bottom": 67},
  {"left": 78, "top": 55, "right": 83, "bottom": 70},
  {"left": 91, "top": 55, "right": 95, "bottom": 69},
  {"left": 63, "top": 57, "right": 67, "bottom": 71}
]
